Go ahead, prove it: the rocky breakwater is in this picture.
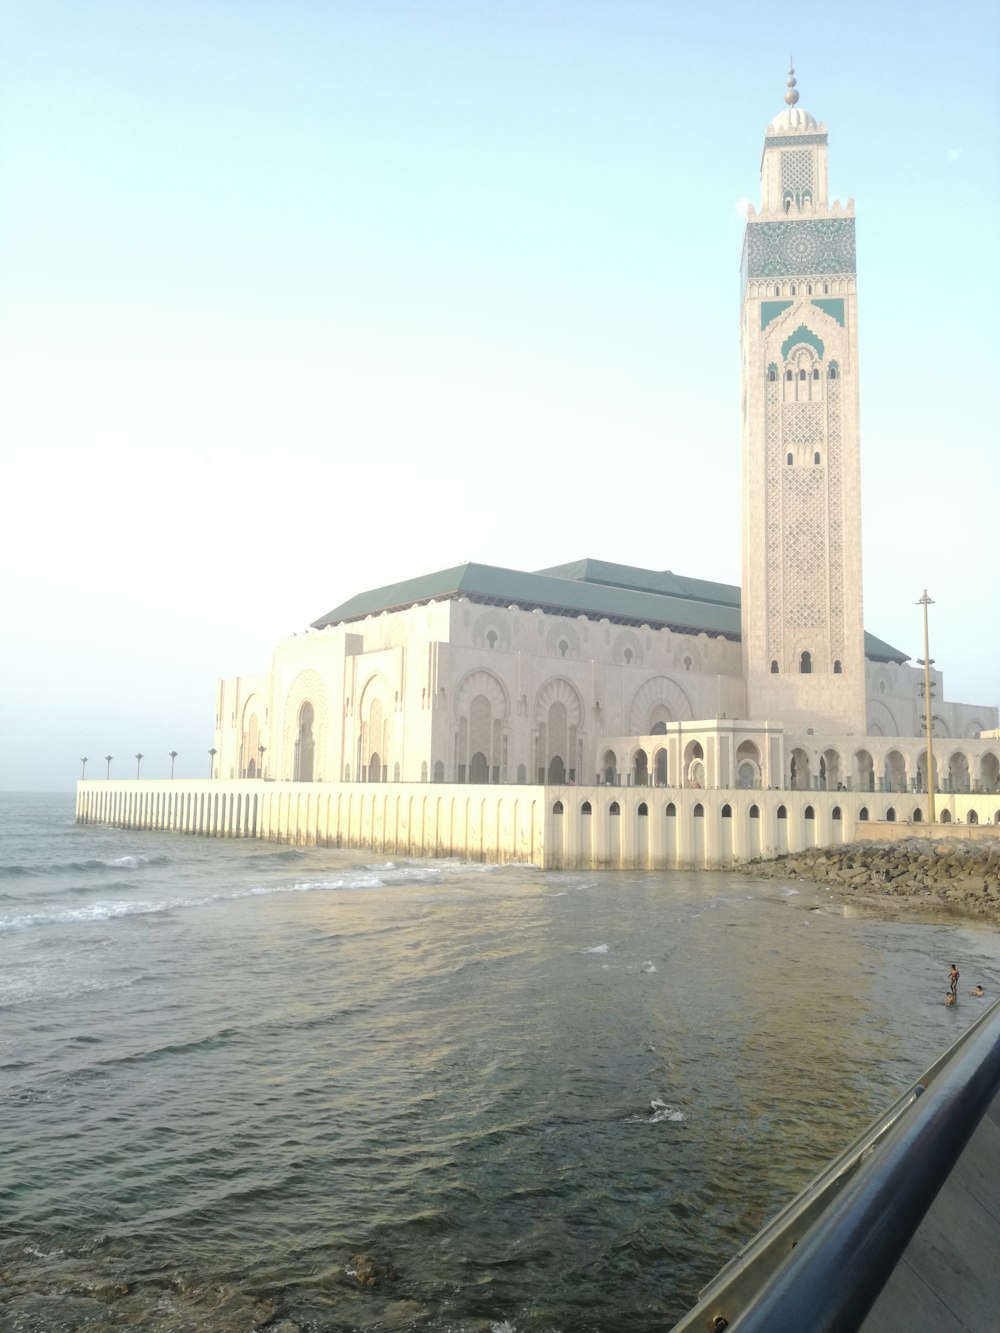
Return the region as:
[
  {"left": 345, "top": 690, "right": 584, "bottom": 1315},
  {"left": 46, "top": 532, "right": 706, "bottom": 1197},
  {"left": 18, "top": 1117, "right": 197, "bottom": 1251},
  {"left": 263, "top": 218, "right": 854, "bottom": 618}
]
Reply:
[{"left": 741, "top": 837, "right": 1000, "bottom": 922}]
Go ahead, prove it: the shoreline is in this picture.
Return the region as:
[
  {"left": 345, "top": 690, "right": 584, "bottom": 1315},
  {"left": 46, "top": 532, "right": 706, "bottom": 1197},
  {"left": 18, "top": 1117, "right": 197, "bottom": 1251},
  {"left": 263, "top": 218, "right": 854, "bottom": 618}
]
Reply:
[{"left": 736, "top": 836, "right": 1000, "bottom": 927}]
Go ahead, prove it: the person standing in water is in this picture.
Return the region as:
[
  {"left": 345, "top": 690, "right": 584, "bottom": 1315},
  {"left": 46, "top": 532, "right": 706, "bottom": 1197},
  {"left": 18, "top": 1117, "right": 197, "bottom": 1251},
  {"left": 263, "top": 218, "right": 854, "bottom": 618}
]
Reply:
[{"left": 949, "top": 963, "right": 960, "bottom": 995}]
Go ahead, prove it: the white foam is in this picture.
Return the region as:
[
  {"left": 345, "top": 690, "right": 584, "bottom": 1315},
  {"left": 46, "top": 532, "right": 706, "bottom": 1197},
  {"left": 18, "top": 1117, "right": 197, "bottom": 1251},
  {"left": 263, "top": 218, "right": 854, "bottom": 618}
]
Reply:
[
  {"left": 584, "top": 944, "right": 610, "bottom": 954},
  {"left": 640, "top": 960, "right": 657, "bottom": 973}
]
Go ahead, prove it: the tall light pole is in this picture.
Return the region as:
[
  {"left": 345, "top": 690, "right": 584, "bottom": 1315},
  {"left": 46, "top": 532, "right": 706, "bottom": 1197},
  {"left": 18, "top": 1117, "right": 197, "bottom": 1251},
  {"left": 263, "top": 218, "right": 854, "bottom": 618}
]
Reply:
[
  {"left": 169, "top": 750, "right": 178, "bottom": 779},
  {"left": 209, "top": 747, "right": 217, "bottom": 778},
  {"left": 135, "top": 752, "right": 144, "bottom": 780},
  {"left": 258, "top": 743, "right": 266, "bottom": 779},
  {"left": 80, "top": 757, "right": 88, "bottom": 780},
  {"left": 917, "top": 590, "right": 936, "bottom": 823},
  {"left": 105, "top": 754, "right": 113, "bottom": 779}
]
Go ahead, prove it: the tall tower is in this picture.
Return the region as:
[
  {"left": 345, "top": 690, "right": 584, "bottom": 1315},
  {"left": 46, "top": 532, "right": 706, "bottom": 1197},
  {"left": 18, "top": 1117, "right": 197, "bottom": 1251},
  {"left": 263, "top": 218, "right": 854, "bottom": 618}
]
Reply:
[{"left": 740, "top": 67, "right": 866, "bottom": 735}]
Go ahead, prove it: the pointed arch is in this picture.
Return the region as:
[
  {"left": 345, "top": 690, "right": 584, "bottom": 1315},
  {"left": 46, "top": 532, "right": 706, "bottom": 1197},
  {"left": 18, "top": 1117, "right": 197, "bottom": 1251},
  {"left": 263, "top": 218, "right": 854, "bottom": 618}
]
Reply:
[{"left": 628, "top": 675, "right": 694, "bottom": 735}]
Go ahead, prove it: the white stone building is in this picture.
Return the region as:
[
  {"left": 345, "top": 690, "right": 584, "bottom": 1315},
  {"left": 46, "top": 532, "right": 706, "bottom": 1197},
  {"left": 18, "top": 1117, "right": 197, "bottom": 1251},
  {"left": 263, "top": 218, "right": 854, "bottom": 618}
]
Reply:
[{"left": 213, "top": 72, "right": 998, "bottom": 805}]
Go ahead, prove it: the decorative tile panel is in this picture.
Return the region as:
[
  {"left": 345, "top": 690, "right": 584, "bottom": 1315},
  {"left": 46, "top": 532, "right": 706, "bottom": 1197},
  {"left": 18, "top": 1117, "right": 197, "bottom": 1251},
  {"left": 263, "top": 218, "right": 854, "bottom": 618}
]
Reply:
[
  {"left": 745, "top": 218, "right": 856, "bottom": 280},
  {"left": 811, "top": 297, "right": 845, "bottom": 326},
  {"left": 766, "top": 134, "right": 828, "bottom": 148}
]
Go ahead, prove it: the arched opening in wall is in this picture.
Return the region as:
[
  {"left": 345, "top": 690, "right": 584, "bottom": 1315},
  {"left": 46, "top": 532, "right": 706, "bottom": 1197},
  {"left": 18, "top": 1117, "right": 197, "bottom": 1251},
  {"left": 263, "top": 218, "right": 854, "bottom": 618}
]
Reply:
[
  {"left": 433, "top": 761, "right": 445, "bottom": 783},
  {"left": 548, "top": 755, "right": 566, "bottom": 785},
  {"left": 948, "top": 751, "right": 971, "bottom": 793},
  {"left": 799, "top": 651, "right": 812, "bottom": 674},
  {"left": 721, "top": 805, "right": 732, "bottom": 818},
  {"left": 247, "top": 758, "right": 257, "bottom": 778},
  {"left": 603, "top": 750, "right": 618, "bottom": 785},
  {"left": 804, "top": 806, "right": 815, "bottom": 819},
  {"left": 833, "top": 660, "right": 842, "bottom": 674},
  {"left": 968, "top": 810, "right": 979, "bottom": 825},
  {"left": 777, "top": 806, "right": 787, "bottom": 818},
  {"left": 814, "top": 452, "right": 821, "bottom": 464},
  {"left": 749, "top": 805, "right": 760, "bottom": 818},
  {"left": 736, "top": 741, "right": 762, "bottom": 789},
  {"left": 749, "top": 802, "right": 762, "bottom": 855},
  {"left": 633, "top": 749, "right": 649, "bottom": 787},
  {"left": 654, "top": 749, "right": 668, "bottom": 786},
  {"left": 609, "top": 802, "right": 620, "bottom": 816},
  {"left": 581, "top": 801, "right": 592, "bottom": 815},
  {"left": 980, "top": 753, "right": 1000, "bottom": 790},
  {"left": 790, "top": 748, "right": 812, "bottom": 790},
  {"left": 940, "top": 810, "right": 953, "bottom": 824},
  {"left": 552, "top": 801, "right": 564, "bottom": 815},
  {"left": 854, "top": 750, "right": 875, "bottom": 792},
  {"left": 693, "top": 804, "right": 704, "bottom": 817},
  {"left": 994, "top": 810, "right": 1000, "bottom": 825},
  {"left": 859, "top": 807, "right": 869, "bottom": 821},
  {"left": 296, "top": 702, "right": 315, "bottom": 782},
  {"left": 786, "top": 453, "right": 794, "bottom": 466},
  {"left": 665, "top": 802, "right": 676, "bottom": 817},
  {"left": 776, "top": 804, "right": 788, "bottom": 852},
  {"left": 913, "top": 808, "right": 923, "bottom": 822},
  {"left": 884, "top": 750, "right": 906, "bottom": 793},
  {"left": 650, "top": 721, "right": 668, "bottom": 735},
  {"left": 470, "top": 751, "right": 489, "bottom": 783},
  {"left": 885, "top": 806, "right": 896, "bottom": 822},
  {"left": 770, "top": 660, "right": 779, "bottom": 673},
  {"left": 517, "top": 764, "right": 527, "bottom": 784},
  {"left": 684, "top": 740, "right": 704, "bottom": 788},
  {"left": 368, "top": 752, "right": 381, "bottom": 783},
  {"left": 832, "top": 806, "right": 842, "bottom": 820}
]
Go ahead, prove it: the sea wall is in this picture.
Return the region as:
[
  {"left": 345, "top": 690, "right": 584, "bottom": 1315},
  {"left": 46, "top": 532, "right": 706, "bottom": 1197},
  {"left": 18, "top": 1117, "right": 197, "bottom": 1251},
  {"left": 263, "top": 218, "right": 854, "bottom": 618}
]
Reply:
[{"left": 76, "top": 780, "right": 1000, "bottom": 870}]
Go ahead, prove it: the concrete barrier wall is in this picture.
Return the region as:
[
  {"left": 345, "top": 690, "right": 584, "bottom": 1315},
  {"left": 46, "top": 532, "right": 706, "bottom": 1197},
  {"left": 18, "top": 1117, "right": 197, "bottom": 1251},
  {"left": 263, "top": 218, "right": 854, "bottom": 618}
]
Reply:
[
  {"left": 75, "top": 780, "right": 1000, "bottom": 869},
  {"left": 856, "top": 820, "right": 1000, "bottom": 845}
]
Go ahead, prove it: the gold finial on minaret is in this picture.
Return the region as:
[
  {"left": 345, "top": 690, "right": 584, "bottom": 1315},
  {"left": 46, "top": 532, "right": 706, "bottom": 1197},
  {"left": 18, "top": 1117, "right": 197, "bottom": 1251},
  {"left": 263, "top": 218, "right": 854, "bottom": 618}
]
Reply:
[{"left": 784, "top": 61, "right": 800, "bottom": 107}]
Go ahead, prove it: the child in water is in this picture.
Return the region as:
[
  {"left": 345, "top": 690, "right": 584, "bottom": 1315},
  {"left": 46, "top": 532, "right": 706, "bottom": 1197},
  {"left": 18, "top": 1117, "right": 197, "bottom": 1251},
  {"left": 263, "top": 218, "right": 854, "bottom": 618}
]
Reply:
[
  {"left": 972, "top": 985, "right": 985, "bottom": 998},
  {"left": 945, "top": 992, "right": 956, "bottom": 1007},
  {"left": 949, "top": 964, "right": 960, "bottom": 995}
]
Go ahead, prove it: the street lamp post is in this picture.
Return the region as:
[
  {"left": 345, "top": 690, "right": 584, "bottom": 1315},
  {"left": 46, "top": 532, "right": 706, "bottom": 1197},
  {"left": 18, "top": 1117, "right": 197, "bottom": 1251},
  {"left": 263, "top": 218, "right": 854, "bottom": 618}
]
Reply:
[
  {"left": 258, "top": 743, "right": 266, "bottom": 779},
  {"left": 916, "top": 590, "right": 936, "bottom": 823},
  {"left": 80, "top": 757, "right": 88, "bottom": 780},
  {"left": 135, "top": 753, "right": 144, "bottom": 780},
  {"left": 209, "top": 747, "right": 217, "bottom": 778},
  {"left": 169, "top": 750, "right": 178, "bottom": 779},
  {"left": 105, "top": 755, "right": 113, "bottom": 779}
]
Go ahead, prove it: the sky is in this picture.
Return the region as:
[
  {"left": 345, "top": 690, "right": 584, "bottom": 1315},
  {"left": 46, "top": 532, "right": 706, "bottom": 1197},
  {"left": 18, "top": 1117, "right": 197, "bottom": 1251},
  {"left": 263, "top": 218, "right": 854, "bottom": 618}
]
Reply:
[{"left": 2, "top": 0, "right": 998, "bottom": 792}]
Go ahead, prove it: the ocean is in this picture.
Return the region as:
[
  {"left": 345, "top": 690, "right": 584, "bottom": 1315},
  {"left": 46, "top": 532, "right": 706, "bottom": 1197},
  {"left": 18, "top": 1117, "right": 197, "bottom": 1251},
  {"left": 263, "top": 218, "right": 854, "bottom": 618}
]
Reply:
[{"left": 3, "top": 791, "right": 998, "bottom": 1332}]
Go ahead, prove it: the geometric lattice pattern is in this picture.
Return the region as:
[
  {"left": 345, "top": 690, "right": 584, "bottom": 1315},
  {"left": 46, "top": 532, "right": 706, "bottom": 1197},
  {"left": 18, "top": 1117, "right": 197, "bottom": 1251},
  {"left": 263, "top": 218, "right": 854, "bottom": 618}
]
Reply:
[
  {"left": 782, "top": 468, "right": 827, "bottom": 629},
  {"left": 781, "top": 150, "right": 814, "bottom": 207},
  {"left": 826, "top": 379, "right": 845, "bottom": 658},
  {"left": 783, "top": 401, "right": 824, "bottom": 445}
]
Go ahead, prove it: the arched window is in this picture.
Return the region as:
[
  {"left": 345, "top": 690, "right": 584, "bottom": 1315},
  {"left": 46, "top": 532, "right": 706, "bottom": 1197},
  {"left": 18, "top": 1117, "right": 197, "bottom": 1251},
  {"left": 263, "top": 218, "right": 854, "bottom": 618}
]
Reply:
[
  {"left": 804, "top": 806, "right": 815, "bottom": 820},
  {"left": 823, "top": 283, "right": 829, "bottom": 294},
  {"left": 665, "top": 802, "right": 677, "bottom": 817},
  {"left": 638, "top": 803, "right": 648, "bottom": 817},
  {"left": 786, "top": 369, "right": 794, "bottom": 381},
  {"left": 581, "top": 800, "right": 592, "bottom": 814},
  {"left": 814, "top": 452, "right": 821, "bottom": 464},
  {"left": 886, "top": 807, "right": 896, "bottom": 821},
  {"left": 798, "top": 369, "right": 807, "bottom": 380},
  {"left": 832, "top": 806, "right": 842, "bottom": 820},
  {"left": 486, "top": 630, "right": 498, "bottom": 648},
  {"left": 749, "top": 805, "right": 760, "bottom": 819},
  {"left": 800, "top": 650, "right": 812, "bottom": 674},
  {"left": 774, "top": 285, "right": 781, "bottom": 297},
  {"left": 807, "top": 284, "right": 813, "bottom": 295},
  {"left": 859, "top": 807, "right": 869, "bottom": 821},
  {"left": 609, "top": 802, "right": 621, "bottom": 816},
  {"left": 693, "top": 804, "right": 704, "bottom": 818},
  {"left": 721, "top": 804, "right": 732, "bottom": 818},
  {"left": 552, "top": 800, "right": 564, "bottom": 814},
  {"left": 913, "top": 808, "right": 923, "bottom": 822},
  {"left": 558, "top": 640, "right": 568, "bottom": 657},
  {"left": 812, "top": 368, "right": 820, "bottom": 380},
  {"left": 768, "top": 367, "right": 777, "bottom": 382},
  {"left": 777, "top": 805, "right": 787, "bottom": 819},
  {"left": 770, "top": 659, "right": 779, "bottom": 673},
  {"left": 786, "top": 453, "right": 794, "bottom": 466},
  {"left": 828, "top": 365, "right": 838, "bottom": 380},
  {"left": 833, "top": 660, "right": 842, "bottom": 674}
]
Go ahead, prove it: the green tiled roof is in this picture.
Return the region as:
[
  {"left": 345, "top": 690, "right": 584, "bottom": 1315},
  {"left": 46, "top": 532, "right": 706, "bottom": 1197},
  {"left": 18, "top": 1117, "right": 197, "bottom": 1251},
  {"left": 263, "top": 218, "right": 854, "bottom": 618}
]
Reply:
[{"left": 311, "top": 558, "right": 909, "bottom": 663}]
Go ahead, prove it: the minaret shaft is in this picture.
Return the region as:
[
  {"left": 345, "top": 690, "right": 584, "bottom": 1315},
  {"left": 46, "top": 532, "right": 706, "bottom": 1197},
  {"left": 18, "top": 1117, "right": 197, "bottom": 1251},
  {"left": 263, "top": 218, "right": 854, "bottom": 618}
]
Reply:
[{"left": 740, "top": 78, "right": 866, "bottom": 735}]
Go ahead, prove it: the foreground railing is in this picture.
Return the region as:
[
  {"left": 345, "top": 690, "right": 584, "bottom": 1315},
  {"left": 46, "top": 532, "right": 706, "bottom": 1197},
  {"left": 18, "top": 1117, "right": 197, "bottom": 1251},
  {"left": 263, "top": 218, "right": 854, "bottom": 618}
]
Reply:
[{"left": 671, "top": 1000, "right": 1000, "bottom": 1331}]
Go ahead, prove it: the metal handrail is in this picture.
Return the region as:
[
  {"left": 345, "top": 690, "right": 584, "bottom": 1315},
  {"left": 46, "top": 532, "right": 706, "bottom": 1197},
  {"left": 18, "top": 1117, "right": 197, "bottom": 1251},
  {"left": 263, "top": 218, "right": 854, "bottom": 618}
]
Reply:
[{"left": 671, "top": 999, "right": 1000, "bottom": 1331}]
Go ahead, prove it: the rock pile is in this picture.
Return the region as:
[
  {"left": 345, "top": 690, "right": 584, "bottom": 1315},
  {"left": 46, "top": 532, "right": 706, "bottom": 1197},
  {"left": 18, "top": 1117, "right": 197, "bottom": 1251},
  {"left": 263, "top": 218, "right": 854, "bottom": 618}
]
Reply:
[{"left": 740, "top": 838, "right": 1000, "bottom": 921}]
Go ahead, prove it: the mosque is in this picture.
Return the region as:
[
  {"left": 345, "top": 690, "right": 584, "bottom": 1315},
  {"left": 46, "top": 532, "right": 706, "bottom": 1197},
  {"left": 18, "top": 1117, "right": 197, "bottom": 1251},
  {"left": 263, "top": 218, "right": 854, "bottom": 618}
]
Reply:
[{"left": 211, "top": 71, "right": 998, "bottom": 813}]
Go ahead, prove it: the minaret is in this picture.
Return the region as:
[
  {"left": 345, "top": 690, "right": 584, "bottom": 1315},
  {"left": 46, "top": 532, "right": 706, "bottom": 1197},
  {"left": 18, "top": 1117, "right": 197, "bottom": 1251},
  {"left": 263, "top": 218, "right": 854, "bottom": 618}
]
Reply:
[{"left": 740, "top": 67, "right": 866, "bottom": 735}]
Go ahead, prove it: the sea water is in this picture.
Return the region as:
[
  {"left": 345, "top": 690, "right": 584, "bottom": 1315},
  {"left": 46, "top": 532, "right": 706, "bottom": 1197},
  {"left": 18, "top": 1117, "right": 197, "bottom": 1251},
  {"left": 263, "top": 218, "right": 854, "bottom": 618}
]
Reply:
[{"left": 3, "top": 791, "right": 999, "bottom": 1331}]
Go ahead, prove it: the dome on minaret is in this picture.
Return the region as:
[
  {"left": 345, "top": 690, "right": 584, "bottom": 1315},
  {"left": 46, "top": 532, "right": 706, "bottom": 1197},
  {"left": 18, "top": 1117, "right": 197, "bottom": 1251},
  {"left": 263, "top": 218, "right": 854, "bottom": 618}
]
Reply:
[{"left": 768, "top": 64, "right": 818, "bottom": 132}]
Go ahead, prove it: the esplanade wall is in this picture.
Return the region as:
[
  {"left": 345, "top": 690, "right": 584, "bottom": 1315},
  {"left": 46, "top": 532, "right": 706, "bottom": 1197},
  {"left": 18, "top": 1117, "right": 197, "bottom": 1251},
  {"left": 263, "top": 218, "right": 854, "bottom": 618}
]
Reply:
[{"left": 75, "top": 780, "right": 1000, "bottom": 870}]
